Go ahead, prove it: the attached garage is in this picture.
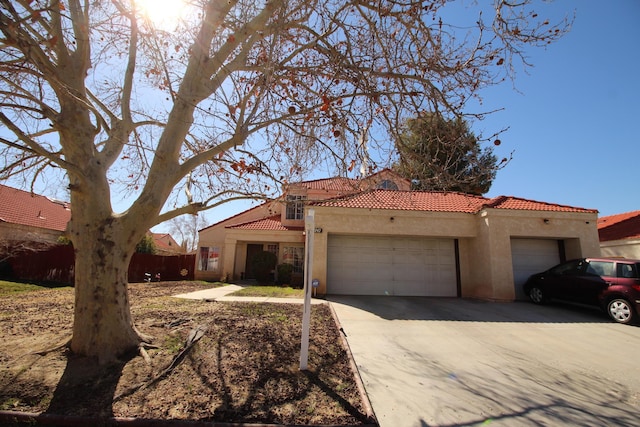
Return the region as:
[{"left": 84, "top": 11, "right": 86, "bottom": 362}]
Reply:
[
  {"left": 327, "top": 234, "right": 458, "bottom": 296},
  {"left": 511, "top": 238, "right": 563, "bottom": 300}
]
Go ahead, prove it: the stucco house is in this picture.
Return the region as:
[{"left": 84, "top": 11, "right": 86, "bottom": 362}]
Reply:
[
  {"left": 150, "top": 232, "right": 184, "bottom": 255},
  {"left": 0, "top": 183, "right": 181, "bottom": 255},
  {"left": 598, "top": 210, "right": 640, "bottom": 259},
  {"left": 196, "top": 171, "right": 600, "bottom": 301},
  {"left": 0, "top": 183, "right": 71, "bottom": 245}
]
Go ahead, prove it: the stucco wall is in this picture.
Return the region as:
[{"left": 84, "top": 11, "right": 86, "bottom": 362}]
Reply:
[
  {"left": 466, "top": 209, "right": 600, "bottom": 300},
  {"left": 310, "top": 206, "right": 600, "bottom": 300},
  {"left": 600, "top": 239, "right": 640, "bottom": 259},
  {"left": 310, "top": 207, "right": 476, "bottom": 295},
  {"left": 195, "top": 201, "right": 281, "bottom": 280},
  {"left": 222, "top": 228, "right": 305, "bottom": 281},
  {"left": 0, "top": 222, "right": 63, "bottom": 244}
]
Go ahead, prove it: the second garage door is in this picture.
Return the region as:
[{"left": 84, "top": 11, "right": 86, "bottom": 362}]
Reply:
[
  {"left": 327, "top": 235, "right": 458, "bottom": 296},
  {"left": 511, "top": 238, "right": 562, "bottom": 300}
]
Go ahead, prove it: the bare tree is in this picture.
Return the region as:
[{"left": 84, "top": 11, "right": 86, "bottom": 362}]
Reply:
[
  {"left": 167, "top": 212, "right": 208, "bottom": 253},
  {"left": 0, "top": 0, "right": 571, "bottom": 362}
]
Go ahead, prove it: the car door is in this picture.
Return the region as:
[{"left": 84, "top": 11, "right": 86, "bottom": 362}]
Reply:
[
  {"left": 544, "top": 259, "right": 585, "bottom": 300},
  {"left": 571, "top": 260, "right": 615, "bottom": 305}
]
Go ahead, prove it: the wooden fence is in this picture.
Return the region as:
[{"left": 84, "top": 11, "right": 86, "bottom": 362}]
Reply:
[{"left": 6, "top": 245, "right": 196, "bottom": 285}]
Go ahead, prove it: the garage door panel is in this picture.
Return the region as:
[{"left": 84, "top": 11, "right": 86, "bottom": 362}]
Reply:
[
  {"left": 328, "top": 235, "right": 457, "bottom": 296},
  {"left": 511, "top": 238, "right": 561, "bottom": 300}
]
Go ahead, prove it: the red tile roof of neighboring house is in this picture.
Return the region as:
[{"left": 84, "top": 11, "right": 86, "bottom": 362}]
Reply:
[
  {"left": 0, "top": 184, "right": 71, "bottom": 232},
  {"left": 151, "top": 232, "right": 183, "bottom": 253},
  {"left": 311, "top": 190, "right": 598, "bottom": 214},
  {"left": 597, "top": 210, "right": 640, "bottom": 242},
  {"left": 226, "top": 215, "right": 304, "bottom": 232}
]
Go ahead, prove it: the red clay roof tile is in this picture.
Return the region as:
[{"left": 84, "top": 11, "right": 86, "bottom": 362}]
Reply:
[
  {"left": 597, "top": 210, "right": 640, "bottom": 241},
  {"left": 292, "top": 176, "right": 360, "bottom": 192},
  {"left": 486, "top": 196, "right": 598, "bottom": 213},
  {"left": 310, "top": 190, "right": 486, "bottom": 213},
  {"left": 311, "top": 190, "right": 597, "bottom": 214},
  {"left": 0, "top": 184, "right": 71, "bottom": 232},
  {"left": 226, "top": 215, "right": 304, "bottom": 232}
]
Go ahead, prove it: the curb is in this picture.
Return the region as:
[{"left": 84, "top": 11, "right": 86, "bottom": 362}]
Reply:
[
  {"left": 0, "top": 410, "right": 371, "bottom": 426},
  {"left": 327, "top": 303, "right": 379, "bottom": 427}
]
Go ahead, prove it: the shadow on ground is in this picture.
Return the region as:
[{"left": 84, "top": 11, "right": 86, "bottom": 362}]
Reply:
[
  {"left": 328, "top": 295, "right": 618, "bottom": 324},
  {"left": 45, "top": 352, "right": 130, "bottom": 418}
]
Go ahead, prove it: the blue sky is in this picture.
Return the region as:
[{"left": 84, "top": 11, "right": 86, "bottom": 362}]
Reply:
[
  {"left": 197, "top": 0, "right": 640, "bottom": 230},
  {"left": 478, "top": 0, "right": 639, "bottom": 216},
  {"left": 3, "top": 1, "right": 637, "bottom": 232}
]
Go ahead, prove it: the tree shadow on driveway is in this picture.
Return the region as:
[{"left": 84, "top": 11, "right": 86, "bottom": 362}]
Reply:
[{"left": 327, "top": 295, "right": 617, "bottom": 324}]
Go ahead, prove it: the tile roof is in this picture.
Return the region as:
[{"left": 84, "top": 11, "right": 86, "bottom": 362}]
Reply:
[
  {"left": 291, "top": 176, "right": 360, "bottom": 192},
  {"left": 226, "top": 215, "right": 304, "bottom": 232},
  {"left": 485, "top": 195, "right": 598, "bottom": 213},
  {"left": 0, "top": 184, "right": 71, "bottom": 231},
  {"left": 151, "top": 232, "right": 182, "bottom": 253},
  {"left": 311, "top": 190, "right": 486, "bottom": 213},
  {"left": 311, "top": 190, "right": 598, "bottom": 214},
  {"left": 199, "top": 201, "right": 279, "bottom": 232},
  {"left": 597, "top": 210, "right": 640, "bottom": 241}
]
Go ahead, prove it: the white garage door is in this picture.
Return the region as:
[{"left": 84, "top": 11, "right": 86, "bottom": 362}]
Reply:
[
  {"left": 327, "top": 235, "right": 458, "bottom": 296},
  {"left": 511, "top": 238, "right": 561, "bottom": 300}
]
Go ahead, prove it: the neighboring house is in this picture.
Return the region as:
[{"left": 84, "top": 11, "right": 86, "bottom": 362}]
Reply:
[
  {"left": 598, "top": 210, "right": 640, "bottom": 259},
  {"left": 0, "top": 183, "right": 182, "bottom": 255},
  {"left": 196, "top": 170, "right": 600, "bottom": 301},
  {"left": 0, "top": 183, "right": 71, "bottom": 246},
  {"left": 151, "top": 232, "right": 184, "bottom": 255}
]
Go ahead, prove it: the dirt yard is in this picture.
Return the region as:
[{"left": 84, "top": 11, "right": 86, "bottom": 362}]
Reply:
[{"left": 0, "top": 282, "right": 374, "bottom": 425}]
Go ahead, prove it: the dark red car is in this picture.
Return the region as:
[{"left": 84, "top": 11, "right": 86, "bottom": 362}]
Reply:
[{"left": 523, "top": 257, "right": 640, "bottom": 324}]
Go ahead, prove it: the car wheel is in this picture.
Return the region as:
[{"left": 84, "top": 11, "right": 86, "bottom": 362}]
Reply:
[
  {"left": 607, "top": 299, "right": 636, "bottom": 324},
  {"left": 528, "top": 286, "right": 546, "bottom": 304}
]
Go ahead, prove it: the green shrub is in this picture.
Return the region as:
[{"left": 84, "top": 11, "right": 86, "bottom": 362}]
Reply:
[
  {"left": 276, "top": 263, "right": 293, "bottom": 285},
  {"left": 136, "top": 234, "right": 157, "bottom": 254}
]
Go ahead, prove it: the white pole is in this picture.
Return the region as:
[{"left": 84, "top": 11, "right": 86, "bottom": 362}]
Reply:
[{"left": 299, "top": 208, "right": 314, "bottom": 370}]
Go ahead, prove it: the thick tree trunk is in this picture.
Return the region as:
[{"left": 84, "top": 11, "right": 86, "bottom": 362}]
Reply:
[{"left": 68, "top": 216, "right": 143, "bottom": 364}]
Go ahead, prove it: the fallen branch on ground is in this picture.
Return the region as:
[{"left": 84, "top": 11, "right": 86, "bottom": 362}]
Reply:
[{"left": 114, "top": 324, "right": 208, "bottom": 401}]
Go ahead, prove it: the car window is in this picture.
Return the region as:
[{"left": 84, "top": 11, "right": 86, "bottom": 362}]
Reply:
[
  {"left": 549, "top": 260, "right": 583, "bottom": 275},
  {"left": 617, "top": 263, "right": 639, "bottom": 279},
  {"left": 585, "top": 261, "right": 615, "bottom": 277}
]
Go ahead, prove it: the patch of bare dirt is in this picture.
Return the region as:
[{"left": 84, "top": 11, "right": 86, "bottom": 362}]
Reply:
[{"left": 0, "top": 282, "right": 373, "bottom": 425}]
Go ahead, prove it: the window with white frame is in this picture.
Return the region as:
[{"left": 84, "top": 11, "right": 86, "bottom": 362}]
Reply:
[
  {"left": 283, "top": 246, "right": 304, "bottom": 273},
  {"left": 198, "top": 246, "right": 220, "bottom": 272},
  {"left": 285, "top": 195, "right": 305, "bottom": 220}
]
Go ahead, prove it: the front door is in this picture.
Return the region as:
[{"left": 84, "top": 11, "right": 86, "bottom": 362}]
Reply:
[{"left": 244, "top": 244, "right": 263, "bottom": 280}]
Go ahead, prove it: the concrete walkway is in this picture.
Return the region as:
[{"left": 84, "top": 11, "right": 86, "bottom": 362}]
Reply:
[{"left": 173, "top": 285, "right": 324, "bottom": 304}]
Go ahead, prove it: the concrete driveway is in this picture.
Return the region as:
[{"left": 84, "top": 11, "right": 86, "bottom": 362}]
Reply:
[{"left": 328, "top": 296, "right": 640, "bottom": 427}]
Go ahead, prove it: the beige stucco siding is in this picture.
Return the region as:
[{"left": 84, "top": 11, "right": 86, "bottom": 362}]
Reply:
[
  {"left": 466, "top": 209, "right": 600, "bottom": 300},
  {"left": 195, "top": 201, "right": 282, "bottom": 280},
  {"left": 310, "top": 206, "right": 476, "bottom": 296},
  {"left": 310, "top": 206, "right": 600, "bottom": 300},
  {"left": 222, "top": 229, "right": 304, "bottom": 280},
  {"left": 0, "top": 222, "right": 64, "bottom": 244},
  {"left": 600, "top": 239, "right": 640, "bottom": 259}
]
